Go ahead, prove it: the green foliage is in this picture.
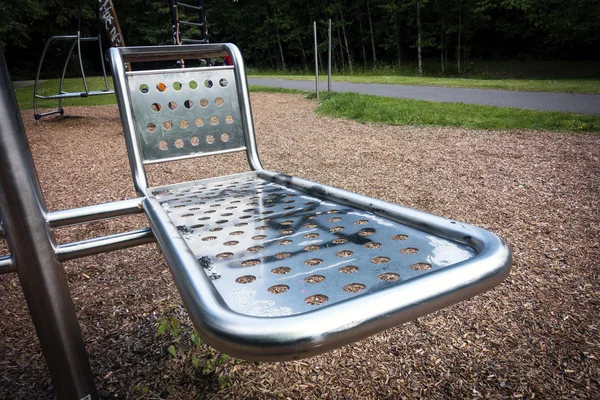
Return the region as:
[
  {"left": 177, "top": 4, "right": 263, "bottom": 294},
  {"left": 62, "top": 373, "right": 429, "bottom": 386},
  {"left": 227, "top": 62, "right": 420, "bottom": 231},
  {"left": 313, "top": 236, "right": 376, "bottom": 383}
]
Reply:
[{"left": 2, "top": 0, "right": 599, "bottom": 79}]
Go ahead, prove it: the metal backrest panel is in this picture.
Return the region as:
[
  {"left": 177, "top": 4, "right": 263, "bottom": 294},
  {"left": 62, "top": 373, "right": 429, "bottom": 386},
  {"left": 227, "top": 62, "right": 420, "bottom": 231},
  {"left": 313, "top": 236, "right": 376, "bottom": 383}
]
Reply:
[{"left": 126, "top": 66, "right": 245, "bottom": 163}]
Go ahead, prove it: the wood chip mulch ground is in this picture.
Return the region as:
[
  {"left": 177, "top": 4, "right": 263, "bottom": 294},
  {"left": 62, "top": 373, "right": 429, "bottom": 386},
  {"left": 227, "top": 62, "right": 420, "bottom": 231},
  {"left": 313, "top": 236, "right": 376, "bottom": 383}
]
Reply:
[{"left": 1, "top": 93, "right": 599, "bottom": 399}]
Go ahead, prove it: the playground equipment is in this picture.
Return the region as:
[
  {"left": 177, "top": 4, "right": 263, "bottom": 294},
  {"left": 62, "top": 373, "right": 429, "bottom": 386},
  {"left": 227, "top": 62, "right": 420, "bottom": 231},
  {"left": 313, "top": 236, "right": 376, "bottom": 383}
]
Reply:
[
  {"left": 170, "top": 0, "right": 208, "bottom": 46},
  {"left": 33, "top": 0, "right": 125, "bottom": 120},
  {"left": 0, "top": 44, "right": 511, "bottom": 399}
]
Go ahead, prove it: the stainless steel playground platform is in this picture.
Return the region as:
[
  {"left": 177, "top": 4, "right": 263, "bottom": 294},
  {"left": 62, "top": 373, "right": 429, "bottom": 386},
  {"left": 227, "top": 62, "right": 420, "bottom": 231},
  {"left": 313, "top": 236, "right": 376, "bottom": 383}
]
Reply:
[{"left": 0, "top": 44, "right": 511, "bottom": 399}]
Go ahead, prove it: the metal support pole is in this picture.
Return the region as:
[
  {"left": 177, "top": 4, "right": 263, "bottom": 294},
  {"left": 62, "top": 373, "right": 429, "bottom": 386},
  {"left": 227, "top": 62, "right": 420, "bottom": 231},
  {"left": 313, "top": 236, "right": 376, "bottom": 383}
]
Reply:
[
  {"left": 0, "top": 49, "right": 97, "bottom": 400},
  {"left": 328, "top": 19, "right": 332, "bottom": 92},
  {"left": 313, "top": 22, "right": 319, "bottom": 99}
]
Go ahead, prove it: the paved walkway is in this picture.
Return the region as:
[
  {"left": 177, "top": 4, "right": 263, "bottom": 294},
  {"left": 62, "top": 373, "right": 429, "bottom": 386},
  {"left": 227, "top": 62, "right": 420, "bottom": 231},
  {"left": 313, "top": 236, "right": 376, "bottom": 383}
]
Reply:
[
  {"left": 248, "top": 78, "right": 600, "bottom": 116},
  {"left": 12, "top": 80, "right": 42, "bottom": 89}
]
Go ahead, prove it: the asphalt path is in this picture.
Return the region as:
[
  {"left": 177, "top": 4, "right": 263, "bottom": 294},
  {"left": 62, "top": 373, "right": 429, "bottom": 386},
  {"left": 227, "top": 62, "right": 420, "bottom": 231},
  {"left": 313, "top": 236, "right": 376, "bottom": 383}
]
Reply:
[{"left": 248, "top": 78, "right": 600, "bottom": 115}]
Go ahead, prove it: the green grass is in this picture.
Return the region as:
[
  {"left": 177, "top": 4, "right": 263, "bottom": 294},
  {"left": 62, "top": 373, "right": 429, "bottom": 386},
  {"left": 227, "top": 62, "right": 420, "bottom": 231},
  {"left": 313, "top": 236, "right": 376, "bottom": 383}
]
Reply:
[
  {"left": 15, "top": 76, "right": 116, "bottom": 111},
  {"left": 313, "top": 91, "right": 600, "bottom": 133},
  {"left": 249, "top": 73, "right": 600, "bottom": 94}
]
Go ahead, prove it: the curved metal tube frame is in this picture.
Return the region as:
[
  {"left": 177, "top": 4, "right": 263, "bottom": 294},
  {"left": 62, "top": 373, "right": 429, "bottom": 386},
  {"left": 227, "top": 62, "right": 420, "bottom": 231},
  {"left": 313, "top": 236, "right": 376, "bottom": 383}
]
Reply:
[{"left": 33, "top": 0, "right": 112, "bottom": 121}]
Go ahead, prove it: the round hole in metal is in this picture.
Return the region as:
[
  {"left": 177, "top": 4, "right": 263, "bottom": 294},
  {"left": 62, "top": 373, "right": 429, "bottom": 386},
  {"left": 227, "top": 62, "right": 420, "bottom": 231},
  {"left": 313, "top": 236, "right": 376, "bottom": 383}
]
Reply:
[
  {"left": 202, "top": 236, "right": 216, "bottom": 241},
  {"left": 236, "top": 275, "right": 256, "bottom": 284},
  {"left": 248, "top": 246, "right": 264, "bottom": 252},
  {"left": 210, "top": 116, "right": 219, "bottom": 125},
  {"left": 304, "top": 245, "right": 320, "bottom": 252},
  {"left": 392, "top": 234, "right": 408, "bottom": 241},
  {"left": 235, "top": 222, "right": 248, "bottom": 227},
  {"left": 304, "top": 223, "right": 317, "bottom": 229},
  {"left": 224, "top": 241, "right": 239, "bottom": 246},
  {"left": 379, "top": 272, "right": 400, "bottom": 281},
  {"left": 221, "top": 133, "right": 229, "bottom": 142},
  {"left": 190, "top": 224, "right": 204, "bottom": 228},
  {"left": 354, "top": 220, "right": 368, "bottom": 225},
  {"left": 173, "top": 81, "right": 182, "bottom": 91},
  {"left": 411, "top": 262, "right": 431, "bottom": 271},
  {"left": 256, "top": 225, "right": 268, "bottom": 231},
  {"left": 339, "top": 265, "right": 358, "bottom": 274},
  {"left": 359, "top": 228, "right": 376, "bottom": 237},
  {"left": 328, "top": 217, "right": 342, "bottom": 222},
  {"left": 280, "top": 229, "right": 294, "bottom": 235},
  {"left": 252, "top": 235, "right": 266, "bottom": 240},
  {"left": 215, "top": 97, "right": 224, "bottom": 106},
  {"left": 189, "top": 80, "right": 198, "bottom": 89},
  {"left": 305, "top": 275, "right": 325, "bottom": 284},
  {"left": 216, "top": 252, "right": 233, "bottom": 259},
  {"left": 158, "top": 141, "right": 168, "bottom": 151},
  {"left": 364, "top": 242, "right": 382, "bottom": 249},
  {"left": 190, "top": 137, "right": 200, "bottom": 146},
  {"left": 268, "top": 285, "right": 289, "bottom": 294},
  {"left": 275, "top": 252, "right": 291, "bottom": 259},
  {"left": 179, "top": 120, "right": 189, "bottom": 129},
  {"left": 195, "top": 117, "right": 204, "bottom": 127},
  {"left": 400, "top": 247, "right": 419, "bottom": 254},
  {"left": 225, "top": 114, "right": 233, "bottom": 124},
  {"left": 230, "top": 231, "right": 244, "bottom": 236},
  {"left": 184, "top": 100, "right": 193, "bottom": 109},
  {"left": 330, "top": 226, "right": 344, "bottom": 233},
  {"left": 278, "top": 239, "right": 292, "bottom": 245},
  {"left": 305, "top": 258, "right": 322, "bottom": 266},
  {"left": 156, "top": 82, "right": 166, "bottom": 92},
  {"left": 371, "top": 256, "right": 390, "bottom": 264},
  {"left": 305, "top": 294, "right": 328, "bottom": 305},
  {"left": 242, "top": 259, "right": 260, "bottom": 267},
  {"left": 151, "top": 103, "right": 161, "bottom": 112},
  {"left": 200, "top": 98, "right": 209, "bottom": 108},
  {"left": 139, "top": 84, "right": 150, "bottom": 93},
  {"left": 272, "top": 267, "right": 291, "bottom": 275},
  {"left": 332, "top": 237, "right": 349, "bottom": 245},
  {"left": 219, "top": 78, "right": 228, "bottom": 87},
  {"left": 168, "top": 101, "right": 177, "bottom": 110},
  {"left": 336, "top": 250, "right": 353, "bottom": 257},
  {"left": 163, "top": 121, "right": 173, "bottom": 130},
  {"left": 206, "top": 135, "right": 215, "bottom": 144},
  {"left": 304, "top": 233, "right": 319, "bottom": 239},
  {"left": 174, "top": 139, "right": 184, "bottom": 148},
  {"left": 343, "top": 283, "right": 365, "bottom": 293},
  {"left": 147, "top": 123, "right": 157, "bottom": 132},
  {"left": 204, "top": 79, "right": 213, "bottom": 88}
]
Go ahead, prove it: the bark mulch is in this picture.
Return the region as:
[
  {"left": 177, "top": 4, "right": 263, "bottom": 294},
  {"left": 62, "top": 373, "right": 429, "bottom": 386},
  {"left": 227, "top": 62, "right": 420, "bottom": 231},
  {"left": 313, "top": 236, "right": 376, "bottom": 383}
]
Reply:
[{"left": 1, "top": 93, "right": 599, "bottom": 399}]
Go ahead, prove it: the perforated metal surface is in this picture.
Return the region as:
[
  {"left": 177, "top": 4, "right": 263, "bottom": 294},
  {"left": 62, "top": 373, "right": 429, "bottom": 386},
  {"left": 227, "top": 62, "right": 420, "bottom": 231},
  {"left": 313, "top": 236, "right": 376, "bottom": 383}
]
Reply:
[
  {"left": 151, "top": 174, "right": 476, "bottom": 317},
  {"left": 126, "top": 66, "right": 244, "bottom": 163}
]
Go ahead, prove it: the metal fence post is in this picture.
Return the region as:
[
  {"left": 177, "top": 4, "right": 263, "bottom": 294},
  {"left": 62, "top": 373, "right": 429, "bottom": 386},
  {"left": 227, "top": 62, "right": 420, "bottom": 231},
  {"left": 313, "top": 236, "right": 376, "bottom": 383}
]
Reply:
[
  {"left": 328, "top": 19, "right": 332, "bottom": 92},
  {"left": 313, "top": 21, "right": 319, "bottom": 99},
  {"left": 0, "top": 48, "right": 97, "bottom": 400}
]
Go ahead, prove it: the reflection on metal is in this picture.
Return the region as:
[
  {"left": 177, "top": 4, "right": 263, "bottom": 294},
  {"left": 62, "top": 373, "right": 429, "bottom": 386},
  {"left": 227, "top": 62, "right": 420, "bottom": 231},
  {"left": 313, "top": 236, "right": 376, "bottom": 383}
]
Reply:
[
  {"left": 0, "top": 48, "right": 97, "bottom": 399},
  {"left": 48, "top": 197, "right": 143, "bottom": 228},
  {"left": 33, "top": 0, "right": 116, "bottom": 121},
  {"left": 151, "top": 173, "right": 477, "bottom": 316},
  {"left": 0, "top": 206, "right": 4, "bottom": 238},
  {"left": 56, "top": 228, "right": 155, "bottom": 261},
  {"left": 111, "top": 44, "right": 512, "bottom": 362},
  {"left": 0, "top": 255, "right": 15, "bottom": 274}
]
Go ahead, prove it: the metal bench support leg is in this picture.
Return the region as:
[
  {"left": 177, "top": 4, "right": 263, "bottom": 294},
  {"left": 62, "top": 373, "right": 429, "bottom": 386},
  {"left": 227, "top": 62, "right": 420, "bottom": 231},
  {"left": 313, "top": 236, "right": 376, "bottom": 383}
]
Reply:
[{"left": 0, "top": 50, "right": 97, "bottom": 400}]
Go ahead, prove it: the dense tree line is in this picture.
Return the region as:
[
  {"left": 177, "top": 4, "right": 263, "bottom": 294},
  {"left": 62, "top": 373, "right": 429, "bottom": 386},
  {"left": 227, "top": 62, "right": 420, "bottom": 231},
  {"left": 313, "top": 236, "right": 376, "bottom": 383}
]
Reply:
[{"left": 1, "top": 0, "right": 598, "bottom": 78}]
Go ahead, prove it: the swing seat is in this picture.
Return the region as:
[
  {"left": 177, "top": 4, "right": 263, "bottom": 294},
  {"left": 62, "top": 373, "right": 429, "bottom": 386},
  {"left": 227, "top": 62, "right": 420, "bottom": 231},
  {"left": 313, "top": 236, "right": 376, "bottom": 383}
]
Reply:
[{"left": 110, "top": 44, "right": 511, "bottom": 361}]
